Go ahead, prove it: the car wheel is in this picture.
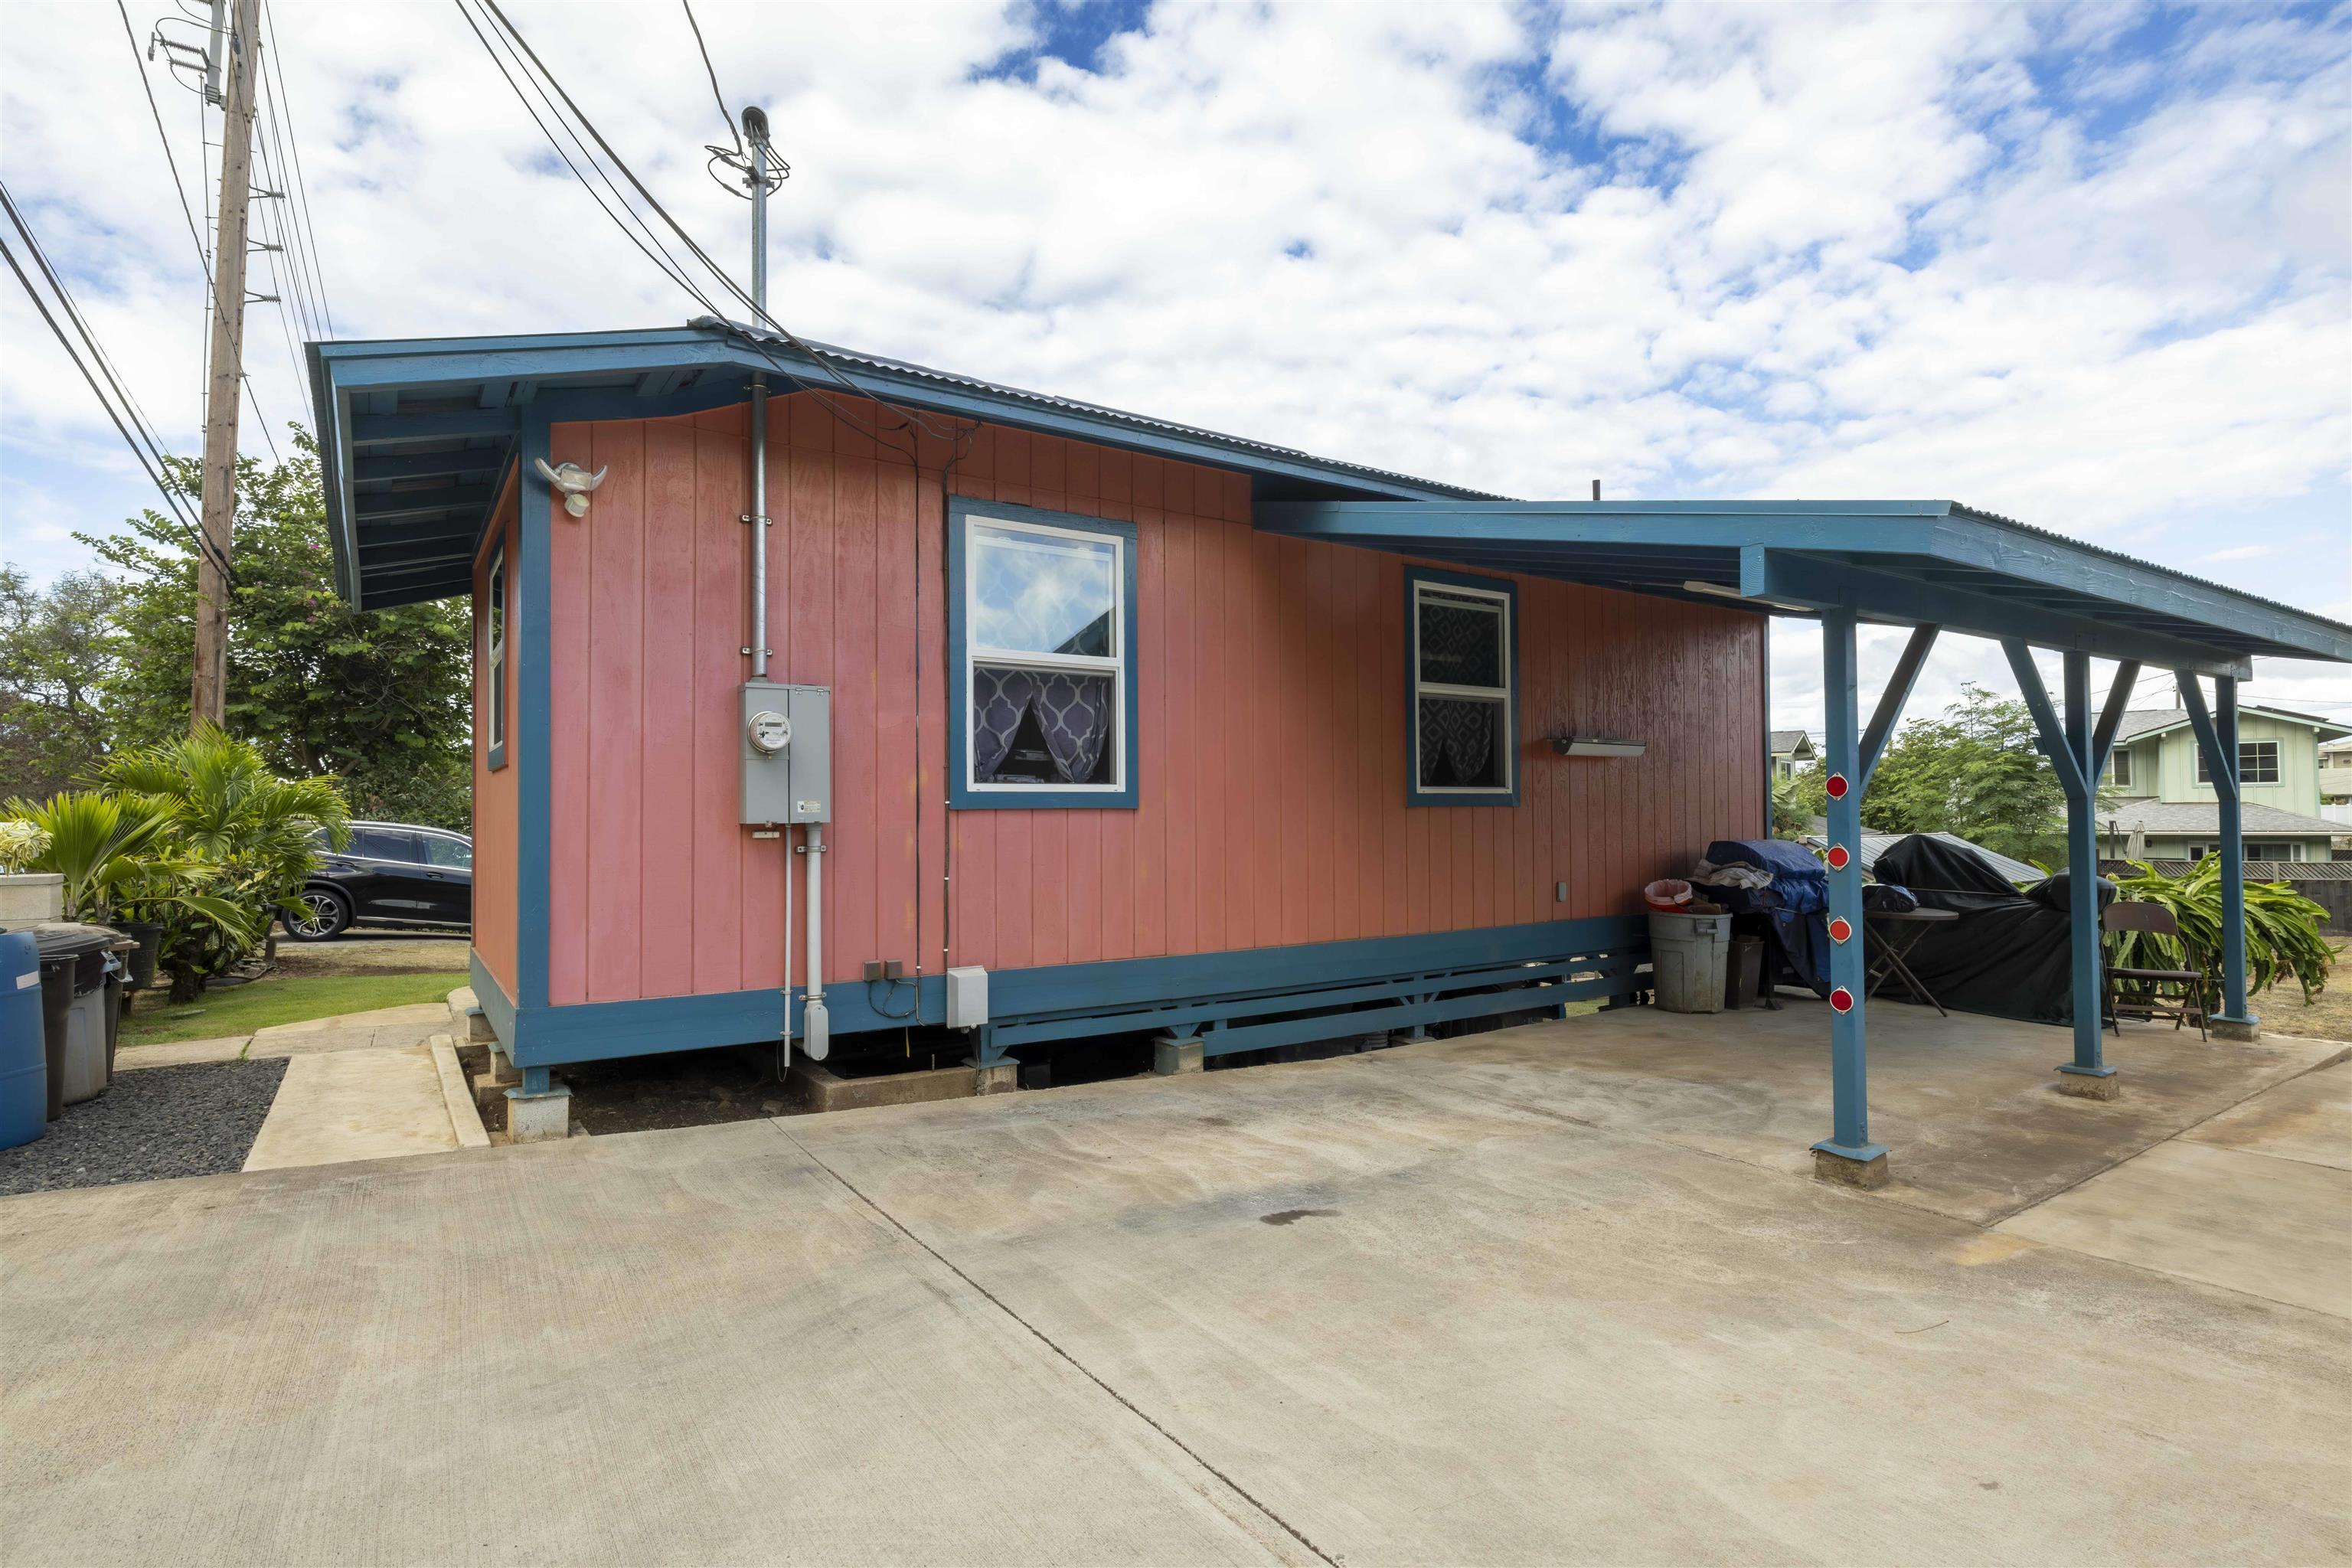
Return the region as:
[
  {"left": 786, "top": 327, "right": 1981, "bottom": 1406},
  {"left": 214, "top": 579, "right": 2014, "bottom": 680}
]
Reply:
[{"left": 282, "top": 887, "right": 352, "bottom": 942}]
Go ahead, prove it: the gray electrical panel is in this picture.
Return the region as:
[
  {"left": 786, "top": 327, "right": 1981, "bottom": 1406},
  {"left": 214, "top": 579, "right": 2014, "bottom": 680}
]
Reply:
[{"left": 740, "top": 681, "right": 831, "bottom": 825}]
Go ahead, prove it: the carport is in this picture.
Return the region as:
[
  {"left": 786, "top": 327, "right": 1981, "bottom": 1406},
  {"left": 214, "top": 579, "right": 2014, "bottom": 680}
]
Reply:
[{"left": 1257, "top": 498, "right": 2352, "bottom": 1185}]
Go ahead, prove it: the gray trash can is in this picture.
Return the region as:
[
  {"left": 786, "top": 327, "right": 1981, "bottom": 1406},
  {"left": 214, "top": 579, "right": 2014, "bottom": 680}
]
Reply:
[
  {"left": 34, "top": 924, "right": 126, "bottom": 1107},
  {"left": 1648, "top": 910, "right": 1731, "bottom": 1014}
]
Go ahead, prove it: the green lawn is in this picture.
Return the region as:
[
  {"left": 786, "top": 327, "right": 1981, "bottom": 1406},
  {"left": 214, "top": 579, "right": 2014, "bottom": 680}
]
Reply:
[{"left": 120, "top": 970, "right": 469, "bottom": 1047}]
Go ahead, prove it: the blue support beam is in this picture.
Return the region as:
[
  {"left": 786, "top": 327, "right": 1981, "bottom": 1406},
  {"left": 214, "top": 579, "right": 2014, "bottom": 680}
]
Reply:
[
  {"left": 1812, "top": 607, "right": 1883, "bottom": 1173},
  {"left": 2003, "top": 643, "right": 2145, "bottom": 1082},
  {"left": 1860, "top": 624, "right": 1939, "bottom": 792},
  {"left": 2179, "top": 673, "right": 2254, "bottom": 1030}
]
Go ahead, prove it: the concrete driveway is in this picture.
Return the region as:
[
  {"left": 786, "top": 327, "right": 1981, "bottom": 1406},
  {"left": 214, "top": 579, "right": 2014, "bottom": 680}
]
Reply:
[{"left": 5, "top": 1004, "right": 2347, "bottom": 1566}]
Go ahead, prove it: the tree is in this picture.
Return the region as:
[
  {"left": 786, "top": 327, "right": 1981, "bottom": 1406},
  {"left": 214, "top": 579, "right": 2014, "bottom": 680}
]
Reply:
[
  {"left": 1860, "top": 684, "right": 2096, "bottom": 868},
  {"left": 0, "top": 565, "right": 123, "bottom": 797},
  {"left": 83, "top": 430, "right": 474, "bottom": 829}
]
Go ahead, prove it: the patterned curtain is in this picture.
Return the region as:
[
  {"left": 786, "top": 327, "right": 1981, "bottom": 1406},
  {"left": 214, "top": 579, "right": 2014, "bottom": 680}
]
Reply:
[
  {"left": 1419, "top": 698, "right": 1495, "bottom": 786},
  {"left": 975, "top": 667, "right": 1115, "bottom": 783}
]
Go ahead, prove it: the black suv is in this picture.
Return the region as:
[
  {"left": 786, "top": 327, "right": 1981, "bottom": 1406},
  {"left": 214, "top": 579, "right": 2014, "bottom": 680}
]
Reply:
[{"left": 283, "top": 822, "right": 473, "bottom": 941}]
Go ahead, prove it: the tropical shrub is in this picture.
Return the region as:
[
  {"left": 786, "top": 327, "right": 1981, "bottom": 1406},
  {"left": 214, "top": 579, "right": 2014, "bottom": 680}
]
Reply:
[
  {"left": 2, "top": 792, "right": 254, "bottom": 987},
  {"left": 100, "top": 725, "right": 350, "bottom": 998},
  {"left": 0, "top": 818, "right": 48, "bottom": 873},
  {"left": 2106, "top": 857, "right": 2334, "bottom": 1007}
]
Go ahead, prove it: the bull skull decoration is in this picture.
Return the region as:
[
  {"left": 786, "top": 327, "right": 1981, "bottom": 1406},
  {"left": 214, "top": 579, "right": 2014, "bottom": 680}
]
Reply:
[{"left": 534, "top": 458, "right": 609, "bottom": 518}]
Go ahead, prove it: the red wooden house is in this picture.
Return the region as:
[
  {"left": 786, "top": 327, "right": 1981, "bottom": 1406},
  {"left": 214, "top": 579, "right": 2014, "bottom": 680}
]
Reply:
[{"left": 311, "top": 321, "right": 1765, "bottom": 1115}]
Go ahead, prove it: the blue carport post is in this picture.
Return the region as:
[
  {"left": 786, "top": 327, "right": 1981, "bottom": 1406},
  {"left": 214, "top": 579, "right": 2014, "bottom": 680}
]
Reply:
[
  {"left": 2002, "top": 642, "right": 2138, "bottom": 1097},
  {"left": 1811, "top": 608, "right": 1889, "bottom": 1187},
  {"left": 2180, "top": 674, "right": 2259, "bottom": 1040}
]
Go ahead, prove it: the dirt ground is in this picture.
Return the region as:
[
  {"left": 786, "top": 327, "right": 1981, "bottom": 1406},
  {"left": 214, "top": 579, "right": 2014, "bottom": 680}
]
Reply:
[
  {"left": 2269, "top": 933, "right": 2352, "bottom": 1040},
  {"left": 263, "top": 930, "right": 470, "bottom": 981},
  {"left": 456, "top": 1042, "right": 797, "bottom": 1137}
]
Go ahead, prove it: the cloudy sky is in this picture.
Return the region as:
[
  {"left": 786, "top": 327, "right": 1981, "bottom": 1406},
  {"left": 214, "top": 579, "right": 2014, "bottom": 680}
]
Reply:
[{"left": 4, "top": 0, "right": 2347, "bottom": 735}]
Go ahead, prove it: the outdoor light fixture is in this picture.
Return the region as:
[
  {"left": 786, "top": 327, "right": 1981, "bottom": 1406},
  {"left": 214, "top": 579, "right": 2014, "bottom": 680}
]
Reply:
[
  {"left": 534, "top": 458, "right": 609, "bottom": 518},
  {"left": 1551, "top": 736, "right": 1648, "bottom": 759},
  {"left": 1681, "top": 578, "right": 1809, "bottom": 614}
]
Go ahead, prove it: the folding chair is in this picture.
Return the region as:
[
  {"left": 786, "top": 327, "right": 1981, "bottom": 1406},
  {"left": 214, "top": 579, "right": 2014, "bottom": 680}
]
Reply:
[{"left": 2102, "top": 901, "right": 2209, "bottom": 1040}]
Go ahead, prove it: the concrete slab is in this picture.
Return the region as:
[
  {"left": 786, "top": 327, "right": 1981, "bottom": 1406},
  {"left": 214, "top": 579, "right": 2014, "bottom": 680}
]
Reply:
[
  {"left": 782, "top": 1057, "right": 2352, "bottom": 1566},
  {"left": 1411, "top": 998, "right": 2348, "bottom": 1223},
  {"left": 241, "top": 1045, "right": 461, "bottom": 1171},
  {"left": 1998, "top": 1139, "right": 2352, "bottom": 1317},
  {"left": 113, "top": 1035, "right": 250, "bottom": 1070},
  {"left": 248, "top": 1001, "right": 449, "bottom": 1058},
  {"left": 5, "top": 1016, "right": 2349, "bottom": 1565},
  {"left": 1, "top": 1122, "right": 1305, "bottom": 1567},
  {"left": 2181, "top": 1057, "right": 2352, "bottom": 1170}
]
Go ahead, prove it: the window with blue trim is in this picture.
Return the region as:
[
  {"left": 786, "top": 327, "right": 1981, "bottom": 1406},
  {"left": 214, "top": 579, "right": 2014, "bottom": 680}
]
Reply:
[
  {"left": 951, "top": 502, "right": 1137, "bottom": 808},
  {"left": 484, "top": 545, "right": 507, "bottom": 770},
  {"left": 1409, "top": 571, "right": 1516, "bottom": 803}
]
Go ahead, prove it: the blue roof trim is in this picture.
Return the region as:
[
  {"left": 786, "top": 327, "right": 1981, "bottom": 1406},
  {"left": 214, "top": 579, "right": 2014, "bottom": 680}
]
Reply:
[
  {"left": 1255, "top": 498, "right": 2352, "bottom": 672},
  {"left": 308, "top": 321, "right": 1497, "bottom": 607}
]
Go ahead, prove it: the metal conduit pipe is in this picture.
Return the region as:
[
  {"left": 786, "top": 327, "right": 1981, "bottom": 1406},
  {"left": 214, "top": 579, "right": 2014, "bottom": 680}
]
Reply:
[{"left": 802, "top": 824, "right": 828, "bottom": 1057}]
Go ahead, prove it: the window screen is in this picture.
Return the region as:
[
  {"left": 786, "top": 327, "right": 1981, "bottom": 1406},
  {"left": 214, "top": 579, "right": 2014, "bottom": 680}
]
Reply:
[{"left": 1410, "top": 578, "right": 1514, "bottom": 799}]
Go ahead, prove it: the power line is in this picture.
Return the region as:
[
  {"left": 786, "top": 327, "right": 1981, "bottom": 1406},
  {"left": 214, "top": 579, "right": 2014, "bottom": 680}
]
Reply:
[
  {"left": 475, "top": 0, "right": 966, "bottom": 448},
  {"left": 119, "top": 0, "right": 211, "bottom": 279},
  {"left": 260, "top": 0, "right": 334, "bottom": 336},
  {"left": 680, "top": 0, "right": 741, "bottom": 153},
  {"left": 0, "top": 222, "right": 230, "bottom": 578}
]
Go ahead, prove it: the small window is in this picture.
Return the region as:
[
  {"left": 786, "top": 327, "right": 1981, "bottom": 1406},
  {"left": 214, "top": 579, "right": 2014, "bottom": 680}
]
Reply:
[
  {"left": 2195, "top": 739, "right": 2280, "bottom": 786},
  {"left": 485, "top": 547, "right": 508, "bottom": 769},
  {"left": 2106, "top": 747, "right": 2132, "bottom": 789},
  {"left": 1409, "top": 571, "right": 1517, "bottom": 805},
  {"left": 423, "top": 835, "right": 472, "bottom": 870},
  {"left": 949, "top": 502, "right": 1136, "bottom": 808}
]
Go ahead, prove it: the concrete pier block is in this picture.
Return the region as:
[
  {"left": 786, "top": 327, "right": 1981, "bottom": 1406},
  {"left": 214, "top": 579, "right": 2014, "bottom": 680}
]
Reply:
[
  {"left": 1812, "top": 1147, "right": 1890, "bottom": 1190},
  {"left": 2213, "top": 1017, "right": 2262, "bottom": 1043},
  {"left": 1153, "top": 1035, "right": 1204, "bottom": 1076},
  {"left": 464, "top": 1008, "right": 497, "bottom": 1046},
  {"left": 2054, "top": 1070, "right": 2123, "bottom": 1100},
  {"left": 975, "top": 1060, "right": 1018, "bottom": 1096},
  {"left": 505, "top": 1083, "right": 573, "bottom": 1144}
]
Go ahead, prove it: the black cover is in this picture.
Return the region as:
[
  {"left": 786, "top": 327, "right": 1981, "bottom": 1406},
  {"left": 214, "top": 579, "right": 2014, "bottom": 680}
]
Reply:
[{"left": 1870, "top": 836, "right": 2114, "bottom": 1025}]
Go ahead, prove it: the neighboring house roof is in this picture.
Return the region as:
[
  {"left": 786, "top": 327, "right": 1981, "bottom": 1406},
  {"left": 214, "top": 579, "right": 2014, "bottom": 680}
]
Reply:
[
  {"left": 2103, "top": 858, "right": 2352, "bottom": 881},
  {"left": 1769, "top": 730, "right": 1814, "bottom": 755},
  {"left": 2099, "top": 801, "right": 2346, "bottom": 838},
  {"left": 2110, "top": 706, "right": 2352, "bottom": 744},
  {"left": 1799, "top": 830, "right": 2047, "bottom": 886}
]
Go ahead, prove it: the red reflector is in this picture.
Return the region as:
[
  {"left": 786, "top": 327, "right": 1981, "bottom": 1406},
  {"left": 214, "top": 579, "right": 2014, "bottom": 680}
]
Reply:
[
  {"left": 1826, "top": 844, "right": 1851, "bottom": 871},
  {"left": 1825, "top": 773, "right": 1850, "bottom": 799},
  {"left": 1828, "top": 917, "right": 1852, "bottom": 943},
  {"left": 1830, "top": 986, "right": 1854, "bottom": 1013}
]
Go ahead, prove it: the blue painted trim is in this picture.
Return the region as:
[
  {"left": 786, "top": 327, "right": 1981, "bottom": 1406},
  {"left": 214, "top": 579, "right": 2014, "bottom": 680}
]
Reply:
[
  {"left": 946, "top": 498, "right": 1140, "bottom": 810},
  {"left": 516, "top": 408, "right": 552, "bottom": 1011},
  {"left": 469, "top": 949, "right": 517, "bottom": 1048},
  {"left": 1404, "top": 566, "right": 1521, "bottom": 808},
  {"left": 2000, "top": 641, "right": 2089, "bottom": 802},
  {"left": 1821, "top": 608, "right": 1873, "bottom": 1155},
  {"left": 495, "top": 916, "right": 1642, "bottom": 1068},
  {"left": 1859, "top": 624, "right": 1937, "bottom": 792},
  {"left": 1810, "top": 1139, "right": 1889, "bottom": 1164},
  {"left": 2056, "top": 1063, "right": 2116, "bottom": 1079},
  {"left": 2060, "top": 651, "right": 2104, "bottom": 1073}
]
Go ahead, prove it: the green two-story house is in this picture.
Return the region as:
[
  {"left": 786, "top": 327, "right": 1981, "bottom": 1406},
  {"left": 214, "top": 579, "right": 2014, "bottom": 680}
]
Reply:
[{"left": 2099, "top": 706, "right": 2350, "bottom": 863}]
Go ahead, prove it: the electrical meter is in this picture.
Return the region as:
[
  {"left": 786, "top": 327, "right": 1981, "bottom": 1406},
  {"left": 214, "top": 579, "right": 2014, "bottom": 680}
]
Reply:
[{"left": 746, "top": 709, "right": 791, "bottom": 756}]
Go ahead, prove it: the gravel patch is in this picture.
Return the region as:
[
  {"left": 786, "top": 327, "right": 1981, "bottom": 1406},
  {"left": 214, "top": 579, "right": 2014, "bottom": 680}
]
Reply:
[{"left": 0, "top": 1058, "right": 289, "bottom": 1196}]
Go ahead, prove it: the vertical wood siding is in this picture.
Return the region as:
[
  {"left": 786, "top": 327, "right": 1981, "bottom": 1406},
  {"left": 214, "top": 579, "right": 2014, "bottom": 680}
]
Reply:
[
  {"left": 469, "top": 482, "right": 520, "bottom": 998},
  {"left": 538, "top": 394, "right": 1764, "bottom": 1007}
]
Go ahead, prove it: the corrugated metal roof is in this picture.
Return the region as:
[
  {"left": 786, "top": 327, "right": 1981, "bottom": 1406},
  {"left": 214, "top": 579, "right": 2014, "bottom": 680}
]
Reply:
[{"left": 696, "top": 318, "right": 1505, "bottom": 502}]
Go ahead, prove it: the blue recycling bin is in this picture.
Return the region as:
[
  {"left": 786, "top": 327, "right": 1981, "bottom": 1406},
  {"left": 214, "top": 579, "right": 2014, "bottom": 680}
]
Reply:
[{"left": 0, "top": 931, "right": 44, "bottom": 1151}]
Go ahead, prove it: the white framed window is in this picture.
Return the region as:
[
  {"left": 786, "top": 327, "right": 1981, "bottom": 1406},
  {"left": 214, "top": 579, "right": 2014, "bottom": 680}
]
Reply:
[
  {"left": 950, "top": 502, "right": 1135, "bottom": 808},
  {"left": 2196, "top": 739, "right": 2279, "bottom": 786},
  {"left": 2106, "top": 746, "right": 2133, "bottom": 789},
  {"left": 484, "top": 545, "right": 508, "bottom": 767},
  {"left": 1408, "top": 570, "right": 1517, "bottom": 805}
]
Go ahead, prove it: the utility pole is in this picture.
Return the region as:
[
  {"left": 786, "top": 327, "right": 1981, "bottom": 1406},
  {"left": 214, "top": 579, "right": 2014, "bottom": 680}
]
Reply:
[{"left": 191, "top": 0, "right": 260, "bottom": 731}]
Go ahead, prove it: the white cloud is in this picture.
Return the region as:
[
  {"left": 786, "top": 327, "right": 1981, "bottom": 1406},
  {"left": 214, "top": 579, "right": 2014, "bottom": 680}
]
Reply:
[{"left": 1, "top": 0, "right": 2344, "bottom": 729}]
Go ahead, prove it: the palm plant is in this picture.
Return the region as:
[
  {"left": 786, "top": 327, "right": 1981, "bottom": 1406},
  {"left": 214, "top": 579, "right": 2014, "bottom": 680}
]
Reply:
[
  {"left": 100, "top": 725, "right": 350, "bottom": 998},
  {"left": 2106, "top": 857, "right": 2334, "bottom": 1008},
  {"left": 2, "top": 790, "right": 252, "bottom": 936}
]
